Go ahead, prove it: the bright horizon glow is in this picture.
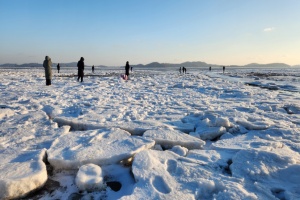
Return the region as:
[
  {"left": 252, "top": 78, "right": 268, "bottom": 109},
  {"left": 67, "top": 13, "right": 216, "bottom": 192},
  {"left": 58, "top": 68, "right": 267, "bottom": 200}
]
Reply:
[{"left": 1, "top": 0, "right": 300, "bottom": 66}]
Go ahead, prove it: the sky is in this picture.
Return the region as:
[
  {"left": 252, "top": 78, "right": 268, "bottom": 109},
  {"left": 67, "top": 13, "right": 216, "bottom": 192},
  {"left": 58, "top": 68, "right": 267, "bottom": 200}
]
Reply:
[{"left": 0, "top": 0, "right": 300, "bottom": 66}]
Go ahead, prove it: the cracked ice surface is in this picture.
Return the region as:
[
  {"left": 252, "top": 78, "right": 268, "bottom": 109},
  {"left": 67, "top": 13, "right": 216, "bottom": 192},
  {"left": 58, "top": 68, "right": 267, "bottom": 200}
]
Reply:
[{"left": 0, "top": 67, "right": 300, "bottom": 199}]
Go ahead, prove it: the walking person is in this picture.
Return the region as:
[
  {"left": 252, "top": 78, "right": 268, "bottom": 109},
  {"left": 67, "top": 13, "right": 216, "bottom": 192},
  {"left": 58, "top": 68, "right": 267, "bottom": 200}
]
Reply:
[
  {"left": 179, "top": 67, "right": 182, "bottom": 74},
  {"left": 43, "top": 56, "right": 52, "bottom": 86},
  {"left": 77, "top": 57, "right": 85, "bottom": 82},
  {"left": 125, "top": 61, "right": 130, "bottom": 79},
  {"left": 57, "top": 63, "right": 60, "bottom": 73}
]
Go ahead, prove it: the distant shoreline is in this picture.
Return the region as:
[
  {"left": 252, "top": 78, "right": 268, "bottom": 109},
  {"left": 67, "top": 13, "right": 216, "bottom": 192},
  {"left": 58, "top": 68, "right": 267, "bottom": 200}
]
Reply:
[{"left": 0, "top": 61, "right": 298, "bottom": 69}]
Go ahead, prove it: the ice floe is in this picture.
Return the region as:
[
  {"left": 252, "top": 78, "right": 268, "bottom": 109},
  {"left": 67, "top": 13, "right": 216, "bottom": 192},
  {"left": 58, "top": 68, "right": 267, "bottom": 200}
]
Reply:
[{"left": 47, "top": 128, "right": 155, "bottom": 169}]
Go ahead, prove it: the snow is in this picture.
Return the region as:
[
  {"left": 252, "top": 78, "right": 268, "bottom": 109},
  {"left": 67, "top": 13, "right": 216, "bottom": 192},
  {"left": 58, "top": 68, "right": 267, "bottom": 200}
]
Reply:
[{"left": 0, "top": 67, "right": 300, "bottom": 199}]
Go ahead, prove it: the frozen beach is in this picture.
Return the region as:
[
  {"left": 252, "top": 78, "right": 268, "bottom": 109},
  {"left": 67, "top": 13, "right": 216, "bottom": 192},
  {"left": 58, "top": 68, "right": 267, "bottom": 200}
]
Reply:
[{"left": 0, "top": 66, "right": 300, "bottom": 200}]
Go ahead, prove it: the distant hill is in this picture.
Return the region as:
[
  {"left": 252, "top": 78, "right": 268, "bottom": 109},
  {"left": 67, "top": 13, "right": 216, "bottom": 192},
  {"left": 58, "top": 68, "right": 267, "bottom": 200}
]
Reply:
[
  {"left": 0, "top": 63, "right": 42, "bottom": 68},
  {"left": 243, "top": 63, "right": 291, "bottom": 68},
  {"left": 0, "top": 61, "right": 295, "bottom": 69},
  {"left": 132, "top": 61, "right": 218, "bottom": 69}
]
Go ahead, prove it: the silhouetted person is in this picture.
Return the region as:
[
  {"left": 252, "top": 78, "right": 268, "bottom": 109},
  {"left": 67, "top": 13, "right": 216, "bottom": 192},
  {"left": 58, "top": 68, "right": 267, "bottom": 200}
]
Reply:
[
  {"left": 125, "top": 61, "right": 130, "bottom": 78},
  {"left": 57, "top": 63, "right": 60, "bottom": 73},
  {"left": 209, "top": 66, "right": 211, "bottom": 71},
  {"left": 223, "top": 66, "right": 225, "bottom": 74},
  {"left": 179, "top": 67, "right": 182, "bottom": 74},
  {"left": 92, "top": 65, "right": 95, "bottom": 73},
  {"left": 77, "top": 57, "right": 84, "bottom": 82},
  {"left": 182, "top": 66, "right": 186, "bottom": 74},
  {"left": 43, "top": 56, "right": 52, "bottom": 85}
]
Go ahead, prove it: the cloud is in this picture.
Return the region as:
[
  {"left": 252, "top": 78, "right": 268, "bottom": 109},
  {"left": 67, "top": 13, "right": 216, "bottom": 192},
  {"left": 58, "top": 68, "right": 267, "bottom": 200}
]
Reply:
[{"left": 263, "top": 27, "right": 275, "bottom": 32}]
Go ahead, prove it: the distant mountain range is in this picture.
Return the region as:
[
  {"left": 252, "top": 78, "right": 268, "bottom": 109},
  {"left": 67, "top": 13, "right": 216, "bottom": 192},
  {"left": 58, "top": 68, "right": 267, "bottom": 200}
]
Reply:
[{"left": 0, "top": 61, "right": 297, "bottom": 69}]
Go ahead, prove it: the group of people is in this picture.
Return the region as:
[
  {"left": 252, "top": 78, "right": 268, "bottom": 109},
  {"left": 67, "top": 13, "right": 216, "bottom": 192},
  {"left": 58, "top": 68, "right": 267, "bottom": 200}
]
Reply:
[
  {"left": 179, "top": 67, "right": 187, "bottom": 74},
  {"left": 43, "top": 56, "right": 131, "bottom": 85},
  {"left": 209, "top": 66, "right": 225, "bottom": 74},
  {"left": 209, "top": 66, "right": 226, "bottom": 73}
]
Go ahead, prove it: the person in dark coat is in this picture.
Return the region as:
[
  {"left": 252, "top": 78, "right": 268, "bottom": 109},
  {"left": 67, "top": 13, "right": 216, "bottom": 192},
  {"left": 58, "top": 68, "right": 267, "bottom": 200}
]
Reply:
[
  {"left": 92, "top": 65, "right": 95, "bottom": 73},
  {"left": 43, "top": 56, "right": 52, "bottom": 85},
  {"left": 179, "top": 67, "right": 182, "bottom": 74},
  {"left": 223, "top": 66, "right": 225, "bottom": 74},
  {"left": 125, "top": 61, "right": 130, "bottom": 77},
  {"left": 57, "top": 63, "right": 60, "bottom": 73},
  {"left": 209, "top": 66, "right": 211, "bottom": 71},
  {"left": 77, "top": 57, "right": 84, "bottom": 82}
]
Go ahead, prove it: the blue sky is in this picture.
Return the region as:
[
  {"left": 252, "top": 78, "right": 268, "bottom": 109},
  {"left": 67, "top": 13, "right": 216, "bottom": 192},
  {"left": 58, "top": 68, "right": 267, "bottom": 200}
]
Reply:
[{"left": 1, "top": 0, "right": 300, "bottom": 66}]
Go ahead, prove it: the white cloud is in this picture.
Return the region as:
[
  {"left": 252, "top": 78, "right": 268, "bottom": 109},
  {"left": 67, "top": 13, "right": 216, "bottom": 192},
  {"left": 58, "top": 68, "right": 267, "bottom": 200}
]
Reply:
[{"left": 263, "top": 27, "right": 275, "bottom": 32}]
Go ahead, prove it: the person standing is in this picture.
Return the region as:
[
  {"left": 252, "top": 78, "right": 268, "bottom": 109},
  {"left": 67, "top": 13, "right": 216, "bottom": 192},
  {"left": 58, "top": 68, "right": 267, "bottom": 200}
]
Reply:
[
  {"left": 209, "top": 66, "right": 211, "bottom": 71},
  {"left": 179, "top": 67, "right": 182, "bottom": 74},
  {"left": 43, "top": 56, "right": 52, "bottom": 86},
  {"left": 57, "top": 63, "right": 60, "bottom": 73},
  {"left": 77, "top": 57, "right": 85, "bottom": 82},
  {"left": 125, "top": 61, "right": 130, "bottom": 79},
  {"left": 92, "top": 65, "right": 95, "bottom": 73},
  {"left": 223, "top": 66, "right": 225, "bottom": 74}
]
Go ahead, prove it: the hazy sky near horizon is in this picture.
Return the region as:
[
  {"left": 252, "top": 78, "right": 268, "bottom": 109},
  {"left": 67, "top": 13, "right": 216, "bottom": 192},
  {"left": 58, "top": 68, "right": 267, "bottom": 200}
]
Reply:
[{"left": 1, "top": 0, "right": 300, "bottom": 66}]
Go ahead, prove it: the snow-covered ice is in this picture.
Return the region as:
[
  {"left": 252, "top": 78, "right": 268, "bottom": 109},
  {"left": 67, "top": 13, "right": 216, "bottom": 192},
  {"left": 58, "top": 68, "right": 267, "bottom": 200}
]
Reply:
[
  {"left": 47, "top": 128, "right": 155, "bottom": 170},
  {"left": 0, "top": 67, "right": 299, "bottom": 199},
  {"left": 0, "top": 149, "right": 47, "bottom": 199},
  {"left": 75, "top": 163, "right": 104, "bottom": 191},
  {"left": 143, "top": 128, "right": 205, "bottom": 149}
]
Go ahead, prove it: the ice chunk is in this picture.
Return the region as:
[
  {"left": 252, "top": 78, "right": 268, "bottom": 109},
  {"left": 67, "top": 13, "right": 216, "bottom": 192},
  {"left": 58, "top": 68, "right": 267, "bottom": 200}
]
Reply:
[
  {"left": 0, "top": 108, "right": 14, "bottom": 119},
  {"left": 196, "top": 126, "right": 226, "bottom": 140},
  {"left": 47, "top": 128, "right": 155, "bottom": 169},
  {"left": 236, "top": 117, "right": 273, "bottom": 130},
  {"left": 0, "top": 149, "right": 47, "bottom": 200},
  {"left": 123, "top": 149, "right": 257, "bottom": 200},
  {"left": 143, "top": 128, "right": 205, "bottom": 149},
  {"left": 165, "top": 121, "right": 195, "bottom": 133},
  {"left": 75, "top": 163, "right": 104, "bottom": 191},
  {"left": 116, "top": 120, "right": 174, "bottom": 136},
  {"left": 214, "top": 117, "right": 231, "bottom": 128},
  {"left": 211, "top": 132, "right": 289, "bottom": 153},
  {"left": 168, "top": 145, "right": 188, "bottom": 156},
  {"left": 53, "top": 117, "right": 107, "bottom": 131}
]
